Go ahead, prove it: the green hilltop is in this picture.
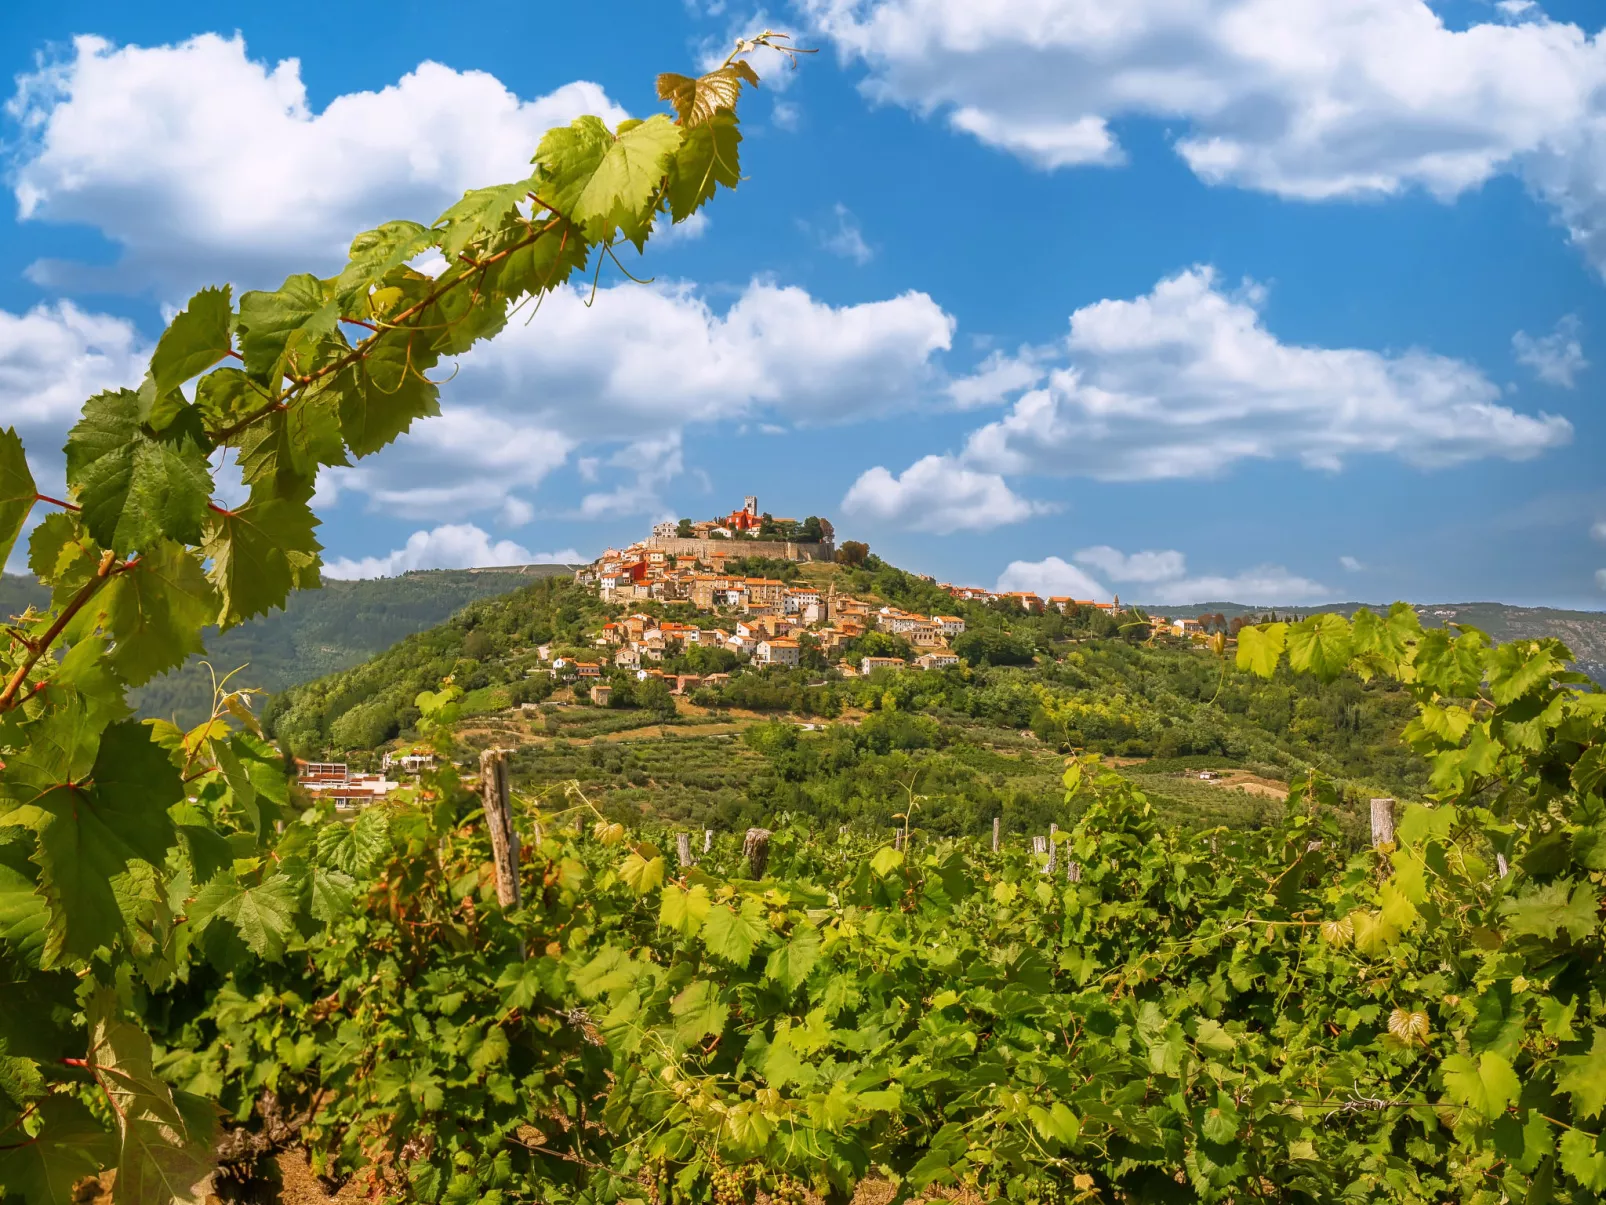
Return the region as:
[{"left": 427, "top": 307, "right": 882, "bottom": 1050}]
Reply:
[{"left": 263, "top": 558, "right": 1448, "bottom": 840}]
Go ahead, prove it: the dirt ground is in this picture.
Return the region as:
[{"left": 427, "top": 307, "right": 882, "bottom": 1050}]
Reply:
[{"left": 1195, "top": 770, "right": 1289, "bottom": 800}]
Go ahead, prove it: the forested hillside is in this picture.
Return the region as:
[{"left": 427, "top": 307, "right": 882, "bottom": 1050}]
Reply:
[
  {"left": 266, "top": 568, "right": 1429, "bottom": 837},
  {"left": 3, "top": 566, "right": 570, "bottom": 726}
]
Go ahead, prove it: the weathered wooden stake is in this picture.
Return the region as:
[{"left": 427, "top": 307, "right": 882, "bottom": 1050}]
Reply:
[
  {"left": 1497, "top": 853, "right": 1510, "bottom": 878},
  {"left": 704, "top": 828, "right": 713, "bottom": 854},
  {"left": 992, "top": 816, "right": 1001, "bottom": 853},
  {"left": 479, "top": 749, "right": 520, "bottom": 909},
  {"left": 743, "top": 827, "right": 772, "bottom": 879},
  {"left": 1045, "top": 822, "right": 1058, "bottom": 875},
  {"left": 1369, "top": 797, "right": 1396, "bottom": 848},
  {"left": 1032, "top": 835, "right": 1047, "bottom": 855},
  {"left": 1067, "top": 861, "right": 1081, "bottom": 884},
  {"left": 676, "top": 832, "right": 694, "bottom": 869}
]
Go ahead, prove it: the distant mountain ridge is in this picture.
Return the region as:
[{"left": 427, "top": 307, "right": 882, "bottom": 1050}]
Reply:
[{"left": 2, "top": 568, "right": 1601, "bottom": 724}]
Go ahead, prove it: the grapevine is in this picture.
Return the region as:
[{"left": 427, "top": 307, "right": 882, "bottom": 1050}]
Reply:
[{"left": 0, "top": 38, "right": 783, "bottom": 1205}]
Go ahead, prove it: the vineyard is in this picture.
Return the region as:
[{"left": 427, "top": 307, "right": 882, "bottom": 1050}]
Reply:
[{"left": 3, "top": 36, "right": 1606, "bottom": 1205}]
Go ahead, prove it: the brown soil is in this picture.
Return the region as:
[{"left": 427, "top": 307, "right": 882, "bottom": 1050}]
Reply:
[{"left": 1197, "top": 770, "right": 1289, "bottom": 800}]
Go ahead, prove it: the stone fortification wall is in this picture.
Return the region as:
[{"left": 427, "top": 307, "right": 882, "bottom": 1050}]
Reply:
[{"left": 645, "top": 536, "right": 834, "bottom": 563}]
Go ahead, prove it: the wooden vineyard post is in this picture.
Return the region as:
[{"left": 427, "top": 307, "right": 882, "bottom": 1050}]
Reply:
[
  {"left": 1370, "top": 798, "right": 1396, "bottom": 849},
  {"left": 1032, "top": 835, "right": 1047, "bottom": 856},
  {"left": 676, "top": 832, "right": 694, "bottom": 869},
  {"left": 704, "top": 829, "right": 713, "bottom": 854},
  {"left": 992, "top": 816, "right": 1001, "bottom": 853},
  {"left": 1045, "top": 823, "right": 1058, "bottom": 875},
  {"left": 1067, "top": 860, "right": 1081, "bottom": 884},
  {"left": 480, "top": 748, "right": 524, "bottom": 959},
  {"left": 893, "top": 828, "right": 904, "bottom": 852},
  {"left": 1497, "top": 853, "right": 1510, "bottom": 878},
  {"left": 743, "top": 827, "right": 772, "bottom": 879}
]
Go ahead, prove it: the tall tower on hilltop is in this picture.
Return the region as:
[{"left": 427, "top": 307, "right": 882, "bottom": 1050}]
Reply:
[{"left": 743, "top": 495, "right": 758, "bottom": 517}]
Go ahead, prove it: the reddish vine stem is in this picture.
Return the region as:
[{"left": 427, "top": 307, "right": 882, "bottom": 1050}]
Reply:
[
  {"left": 33, "top": 493, "right": 80, "bottom": 512},
  {"left": 0, "top": 550, "right": 132, "bottom": 712},
  {"left": 205, "top": 214, "right": 565, "bottom": 446}
]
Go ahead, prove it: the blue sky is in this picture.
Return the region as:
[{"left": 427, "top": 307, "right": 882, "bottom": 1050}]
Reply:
[{"left": 1, "top": 0, "right": 1603, "bottom": 607}]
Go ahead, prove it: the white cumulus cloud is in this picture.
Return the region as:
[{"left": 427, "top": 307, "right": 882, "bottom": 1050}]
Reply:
[
  {"left": 998, "top": 546, "right": 1329, "bottom": 606},
  {"left": 1597, "top": 568, "right": 1606, "bottom": 591},
  {"left": 841, "top": 454, "right": 1043, "bottom": 533},
  {"left": 1073, "top": 545, "right": 1187, "bottom": 583},
  {"left": 962, "top": 266, "right": 1570, "bottom": 481},
  {"left": 1340, "top": 555, "right": 1364, "bottom": 572},
  {"left": 1513, "top": 315, "right": 1588, "bottom": 387},
  {"left": 7, "top": 33, "right": 627, "bottom": 296},
  {"left": 995, "top": 556, "right": 1109, "bottom": 601},
  {"left": 322, "top": 523, "right": 581, "bottom": 579},
  {"left": 1138, "top": 566, "right": 1331, "bottom": 607},
  {"left": 803, "top": 0, "right": 1606, "bottom": 273},
  {"left": 0, "top": 302, "right": 150, "bottom": 494},
  {"left": 329, "top": 278, "right": 952, "bottom": 521}
]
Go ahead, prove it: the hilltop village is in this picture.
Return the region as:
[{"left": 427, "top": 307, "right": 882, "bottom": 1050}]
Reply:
[
  {"left": 563, "top": 496, "right": 1141, "bottom": 700},
  {"left": 285, "top": 499, "right": 1284, "bottom": 804}
]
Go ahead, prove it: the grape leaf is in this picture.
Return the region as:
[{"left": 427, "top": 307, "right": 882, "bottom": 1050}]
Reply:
[
  {"left": 618, "top": 852, "right": 665, "bottom": 895},
  {"left": 0, "top": 837, "right": 49, "bottom": 968},
  {"left": 64, "top": 390, "right": 213, "bottom": 554},
  {"left": 45, "top": 636, "right": 132, "bottom": 729},
  {"left": 316, "top": 809, "right": 390, "bottom": 876},
  {"left": 433, "top": 174, "right": 539, "bottom": 259},
  {"left": 764, "top": 922, "right": 820, "bottom": 992},
  {"left": 670, "top": 979, "right": 728, "bottom": 1046},
  {"left": 334, "top": 335, "right": 442, "bottom": 458},
  {"left": 236, "top": 274, "right": 341, "bottom": 383},
  {"left": 147, "top": 286, "right": 233, "bottom": 399},
  {"left": 194, "top": 367, "right": 269, "bottom": 434},
  {"left": 701, "top": 898, "right": 767, "bottom": 966},
  {"left": 188, "top": 873, "right": 297, "bottom": 960},
  {"left": 0, "top": 427, "right": 37, "bottom": 571},
  {"left": 309, "top": 868, "right": 356, "bottom": 923},
  {"left": 0, "top": 1094, "right": 114, "bottom": 1205},
  {"left": 333, "top": 221, "right": 434, "bottom": 301},
  {"left": 658, "top": 882, "right": 711, "bottom": 936},
  {"left": 21, "top": 723, "right": 181, "bottom": 970},
  {"left": 1441, "top": 1051, "right": 1521, "bottom": 1120},
  {"left": 89, "top": 998, "right": 215, "bottom": 1205},
  {"left": 101, "top": 540, "right": 217, "bottom": 686},
  {"left": 1285, "top": 614, "right": 1353, "bottom": 683},
  {"left": 664, "top": 110, "right": 741, "bottom": 224},
  {"left": 1561, "top": 1127, "right": 1606, "bottom": 1193},
  {"left": 202, "top": 487, "right": 322, "bottom": 629},
  {"left": 536, "top": 114, "right": 683, "bottom": 247},
  {"left": 1558, "top": 1028, "right": 1606, "bottom": 1120},
  {"left": 1235, "top": 622, "right": 1286, "bottom": 678},
  {"left": 26, "top": 513, "right": 83, "bottom": 590},
  {"left": 656, "top": 63, "right": 755, "bottom": 127},
  {"left": 1499, "top": 879, "right": 1598, "bottom": 943},
  {"left": 234, "top": 396, "right": 348, "bottom": 491}
]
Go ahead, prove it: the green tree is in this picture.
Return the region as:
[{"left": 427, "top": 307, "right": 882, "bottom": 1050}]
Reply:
[{"left": 837, "top": 539, "right": 869, "bottom": 566}]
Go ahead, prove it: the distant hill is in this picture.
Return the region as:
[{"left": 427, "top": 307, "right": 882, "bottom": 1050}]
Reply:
[
  {"left": 1134, "top": 599, "right": 1606, "bottom": 683},
  {"left": 1, "top": 565, "right": 578, "bottom": 727}
]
